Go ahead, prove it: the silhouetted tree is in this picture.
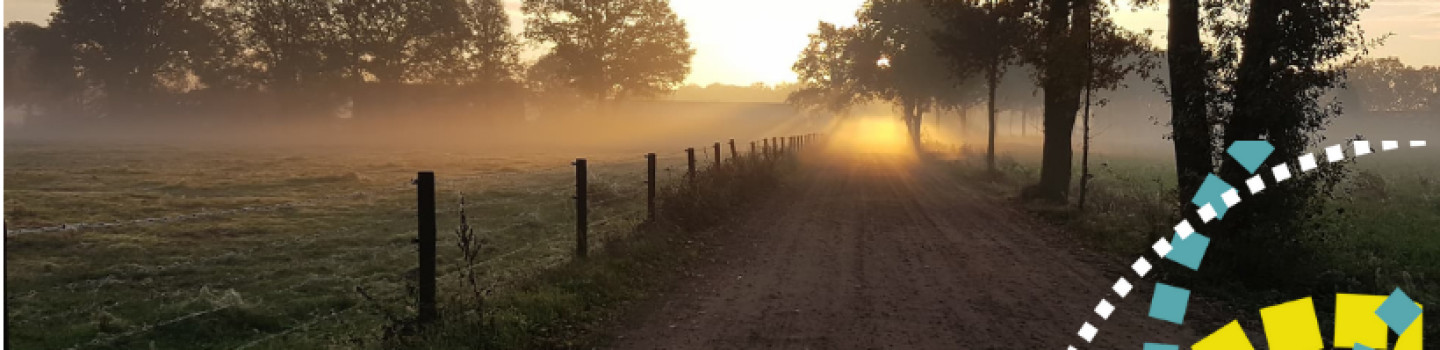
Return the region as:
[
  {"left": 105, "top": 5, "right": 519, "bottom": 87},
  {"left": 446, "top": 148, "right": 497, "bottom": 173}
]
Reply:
[
  {"left": 225, "top": 0, "right": 348, "bottom": 118},
  {"left": 788, "top": 22, "right": 867, "bottom": 115},
  {"left": 522, "top": 0, "right": 695, "bottom": 105},
  {"left": 1194, "top": 0, "right": 1371, "bottom": 288},
  {"left": 1162, "top": 0, "right": 1214, "bottom": 203},
  {"left": 932, "top": 0, "right": 1032, "bottom": 172},
  {"left": 335, "top": 0, "right": 520, "bottom": 118},
  {"left": 4, "top": 22, "right": 82, "bottom": 124},
  {"left": 1023, "top": 0, "right": 1092, "bottom": 201},
  {"left": 50, "top": 0, "right": 212, "bottom": 119},
  {"left": 851, "top": 0, "right": 965, "bottom": 146}
]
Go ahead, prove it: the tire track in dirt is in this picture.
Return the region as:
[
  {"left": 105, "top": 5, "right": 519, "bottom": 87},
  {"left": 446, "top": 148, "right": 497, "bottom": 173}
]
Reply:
[{"left": 611, "top": 153, "right": 1203, "bottom": 349}]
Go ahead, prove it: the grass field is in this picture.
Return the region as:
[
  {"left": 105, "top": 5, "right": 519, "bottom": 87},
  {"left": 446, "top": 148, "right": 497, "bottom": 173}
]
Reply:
[{"left": 3, "top": 141, "right": 713, "bottom": 349}]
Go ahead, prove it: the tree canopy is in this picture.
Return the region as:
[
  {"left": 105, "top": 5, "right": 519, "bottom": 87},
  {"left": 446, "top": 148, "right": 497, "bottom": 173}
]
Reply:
[{"left": 522, "top": 0, "right": 695, "bottom": 103}]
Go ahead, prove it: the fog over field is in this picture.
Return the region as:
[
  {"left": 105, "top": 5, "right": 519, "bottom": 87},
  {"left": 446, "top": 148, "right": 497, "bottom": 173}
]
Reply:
[{"left": 6, "top": 0, "right": 1440, "bottom": 348}]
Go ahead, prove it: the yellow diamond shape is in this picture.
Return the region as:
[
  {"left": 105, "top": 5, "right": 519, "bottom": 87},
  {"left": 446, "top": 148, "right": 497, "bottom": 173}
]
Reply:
[
  {"left": 1335, "top": 293, "right": 1389, "bottom": 349},
  {"left": 1261, "top": 297, "right": 1323, "bottom": 350},
  {"left": 1193, "top": 320, "right": 1254, "bottom": 350}
]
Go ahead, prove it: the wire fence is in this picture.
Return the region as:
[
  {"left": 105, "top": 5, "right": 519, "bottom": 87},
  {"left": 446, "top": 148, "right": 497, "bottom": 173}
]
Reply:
[{"left": 10, "top": 134, "right": 823, "bottom": 350}]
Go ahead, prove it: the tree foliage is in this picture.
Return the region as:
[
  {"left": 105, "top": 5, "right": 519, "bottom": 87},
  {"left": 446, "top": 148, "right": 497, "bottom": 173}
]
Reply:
[
  {"left": 789, "top": 0, "right": 983, "bottom": 144},
  {"left": 788, "top": 22, "right": 867, "bottom": 115},
  {"left": 50, "top": 0, "right": 213, "bottom": 118},
  {"left": 1343, "top": 57, "right": 1440, "bottom": 112},
  {"left": 6, "top": 0, "right": 522, "bottom": 124},
  {"left": 5, "top": 22, "right": 83, "bottom": 123},
  {"left": 522, "top": 0, "right": 695, "bottom": 103},
  {"left": 932, "top": 0, "right": 1033, "bottom": 171}
]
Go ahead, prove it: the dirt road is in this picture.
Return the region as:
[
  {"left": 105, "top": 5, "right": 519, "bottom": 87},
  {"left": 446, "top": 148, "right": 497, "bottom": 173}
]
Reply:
[{"left": 610, "top": 151, "right": 1202, "bottom": 349}]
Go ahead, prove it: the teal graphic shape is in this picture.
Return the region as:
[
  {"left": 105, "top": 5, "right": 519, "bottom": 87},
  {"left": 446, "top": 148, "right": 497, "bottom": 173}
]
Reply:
[{"left": 1227, "top": 140, "right": 1275, "bottom": 174}]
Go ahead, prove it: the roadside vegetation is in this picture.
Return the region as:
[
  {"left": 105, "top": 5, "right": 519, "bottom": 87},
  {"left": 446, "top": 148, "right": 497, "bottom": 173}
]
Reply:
[{"left": 942, "top": 141, "right": 1438, "bottom": 338}]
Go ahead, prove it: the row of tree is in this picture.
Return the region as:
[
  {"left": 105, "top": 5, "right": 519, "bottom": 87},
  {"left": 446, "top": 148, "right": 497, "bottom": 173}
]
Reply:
[
  {"left": 4, "top": 0, "right": 696, "bottom": 126},
  {"left": 1342, "top": 57, "right": 1440, "bottom": 113},
  {"left": 788, "top": 0, "right": 1378, "bottom": 287},
  {"left": 787, "top": 0, "right": 1150, "bottom": 191}
]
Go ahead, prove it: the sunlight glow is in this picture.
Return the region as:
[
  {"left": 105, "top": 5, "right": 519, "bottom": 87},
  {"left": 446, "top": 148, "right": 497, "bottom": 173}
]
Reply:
[{"left": 827, "top": 116, "right": 915, "bottom": 159}]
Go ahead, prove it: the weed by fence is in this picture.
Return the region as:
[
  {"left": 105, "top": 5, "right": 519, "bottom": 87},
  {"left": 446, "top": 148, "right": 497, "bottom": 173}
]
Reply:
[{"left": 382, "top": 133, "right": 820, "bottom": 346}]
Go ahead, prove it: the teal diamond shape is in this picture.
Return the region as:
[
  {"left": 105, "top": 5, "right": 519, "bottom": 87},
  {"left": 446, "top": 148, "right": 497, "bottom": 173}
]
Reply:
[
  {"left": 1375, "top": 288, "right": 1423, "bottom": 334},
  {"left": 1227, "top": 140, "right": 1275, "bottom": 174},
  {"left": 1148, "top": 283, "right": 1191, "bottom": 325}
]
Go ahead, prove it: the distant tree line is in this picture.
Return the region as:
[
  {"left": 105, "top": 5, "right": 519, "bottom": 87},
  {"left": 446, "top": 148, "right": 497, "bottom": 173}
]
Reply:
[
  {"left": 4, "top": 0, "right": 694, "bottom": 127},
  {"left": 1340, "top": 57, "right": 1440, "bottom": 113}
]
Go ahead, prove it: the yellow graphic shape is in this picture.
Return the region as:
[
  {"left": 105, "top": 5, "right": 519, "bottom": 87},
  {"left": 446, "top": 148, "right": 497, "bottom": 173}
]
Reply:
[
  {"left": 1336, "top": 293, "right": 1390, "bottom": 349},
  {"left": 1261, "top": 297, "right": 1324, "bottom": 350},
  {"left": 1193, "top": 320, "right": 1255, "bottom": 350},
  {"left": 1396, "top": 304, "right": 1422, "bottom": 350}
]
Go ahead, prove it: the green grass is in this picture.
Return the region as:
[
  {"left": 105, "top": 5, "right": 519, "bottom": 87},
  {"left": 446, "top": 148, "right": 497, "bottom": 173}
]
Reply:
[
  {"left": 4, "top": 142, "right": 707, "bottom": 349},
  {"left": 943, "top": 144, "right": 1439, "bottom": 339}
]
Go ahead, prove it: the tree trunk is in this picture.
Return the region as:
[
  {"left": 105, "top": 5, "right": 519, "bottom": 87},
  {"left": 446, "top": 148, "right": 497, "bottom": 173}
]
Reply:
[
  {"left": 1021, "top": 108, "right": 1028, "bottom": 136},
  {"left": 1167, "top": 0, "right": 1214, "bottom": 201},
  {"left": 1079, "top": 24, "right": 1094, "bottom": 211},
  {"left": 987, "top": 62, "right": 999, "bottom": 173},
  {"left": 1031, "top": 0, "right": 1088, "bottom": 201},
  {"left": 1224, "top": 0, "right": 1282, "bottom": 178}
]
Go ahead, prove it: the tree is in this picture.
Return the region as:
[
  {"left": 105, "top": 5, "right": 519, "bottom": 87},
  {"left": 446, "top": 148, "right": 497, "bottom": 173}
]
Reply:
[
  {"left": 1023, "top": 0, "right": 1092, "bottom": 201},
  {"left": 851, "top": 0, "right": 962, "bottom": 146},
  {"left": 225, "top": 0, "right": 347, "bottom": 118},
  {"left": 1344, "top": 58, "right": 1439, "bottom": 113},
  {"left": 788, "top": 22, "right": 867, "bottom": 115},
  {"left": 932, "top": 0, "right": 1031, "bottom": 172},
  {"left": 5, "top": 22, "right": 82, "bottom": 125},
  {"left": 50, "top": 0, "right": 212, "bottom": 119},
  {"left": 1164, "top": 0, "right": 1213, "bottom": 203},
  {"left": 1077, "top": 15, "right": 1157, "bottom": 209},
  {"left": 522, "top": 0, "right": 695, "bottom": 104},
  {"left": 1186, "top": 0, "right": 1372, "bottom": 288},
  {"left": 334, "top": 0, "right": 521, "bottom": 118}
]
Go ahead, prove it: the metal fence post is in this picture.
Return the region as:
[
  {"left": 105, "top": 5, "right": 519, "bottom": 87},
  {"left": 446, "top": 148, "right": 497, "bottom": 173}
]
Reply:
[
  {"left": 645, "top": 153, "right": 656, "bottom": 222},
  {"left": 415, "top": 172, "right": 437, "bottom": 324},
  {"left": 573, "top": 159, "right": 587, "bottom": 259}
]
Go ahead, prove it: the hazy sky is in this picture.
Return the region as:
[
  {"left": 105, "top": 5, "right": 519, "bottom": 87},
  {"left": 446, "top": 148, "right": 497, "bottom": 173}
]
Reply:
[{"left": 6, "top": 0, "right": 1439, "bottom": 86}]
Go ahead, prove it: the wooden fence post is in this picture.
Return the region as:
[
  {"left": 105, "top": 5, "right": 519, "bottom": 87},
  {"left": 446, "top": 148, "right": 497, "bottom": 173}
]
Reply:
[
  {"left": 685, "top": 148, "right": 696, "bottom": 180},
  {"left": 763, "top": 139, "right": 770, "bottom": 158},
  {"left": 415, "top": 172, "right": 437, "bottom": 324},
  {"left": 573, "top": 159, "right": 588, "bottom": 259},
  {"left": 750, "top": 141, "right": 757, "bottom": 159},
  {"left": 728, "top": 139, "right": 738, "bottom": 163},
  {"left": 645, "top": 153, "right": 656, "bottom": 222},
  {"left": 713, "top": 142, "right": 721, "bottom": 169}
]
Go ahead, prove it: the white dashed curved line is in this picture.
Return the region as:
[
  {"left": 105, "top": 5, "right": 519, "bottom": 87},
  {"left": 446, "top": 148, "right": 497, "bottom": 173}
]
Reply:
[{"left": 1066, "top": 139, "right": 1427, "bottom": 348}]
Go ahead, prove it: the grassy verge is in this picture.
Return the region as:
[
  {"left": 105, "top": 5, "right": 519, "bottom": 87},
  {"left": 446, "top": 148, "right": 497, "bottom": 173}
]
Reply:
[
  {"left": 374, "top": 153, "right": 798, "bottom": 349},
  {"left": 940, "top": 146, "right": 1438, "bottom": 342}
]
